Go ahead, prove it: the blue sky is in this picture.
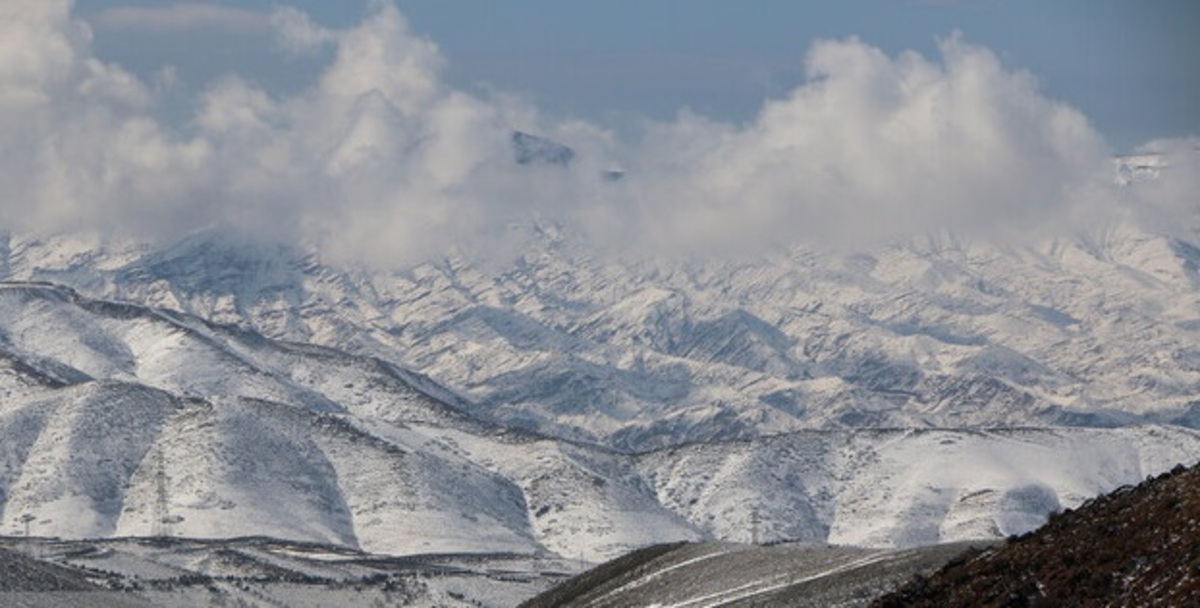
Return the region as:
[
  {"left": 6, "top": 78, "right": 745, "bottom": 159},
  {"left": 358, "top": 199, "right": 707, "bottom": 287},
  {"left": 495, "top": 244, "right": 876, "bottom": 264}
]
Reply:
[{"left": 74, "top": 0, "right": 1199, "bottom": 150}]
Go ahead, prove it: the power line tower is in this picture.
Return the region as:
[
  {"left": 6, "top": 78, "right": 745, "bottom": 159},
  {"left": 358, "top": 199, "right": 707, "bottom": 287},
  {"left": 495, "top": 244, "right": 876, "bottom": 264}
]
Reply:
[
  {"left": 751, "top": 507, "right": 760, "bottom": 545},
  {"left": 153, "top": 446, "right": 171, "bottom": 538}
]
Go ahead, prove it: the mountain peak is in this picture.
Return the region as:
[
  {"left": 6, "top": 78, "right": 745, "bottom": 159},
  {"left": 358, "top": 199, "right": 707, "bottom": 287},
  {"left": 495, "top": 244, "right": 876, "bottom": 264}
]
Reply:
[{"left": 512, "top": 131, "right": 575, "bottom": 167}]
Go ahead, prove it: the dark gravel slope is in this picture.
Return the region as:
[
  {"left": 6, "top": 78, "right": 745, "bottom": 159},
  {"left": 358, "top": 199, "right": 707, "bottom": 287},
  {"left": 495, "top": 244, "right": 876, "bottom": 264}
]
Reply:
[{"left": 521, "top": 541, "right": 988, "bottom": 607}]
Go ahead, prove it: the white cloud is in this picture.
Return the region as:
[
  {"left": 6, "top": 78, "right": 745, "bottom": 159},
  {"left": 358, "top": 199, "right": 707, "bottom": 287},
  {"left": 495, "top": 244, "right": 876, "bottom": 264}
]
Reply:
[
  {"left": 0, "top": 0, "right": 186, "bottom": 234},
  {"left": 90, "top": 2, "right": 270, "bottom": 33},
  {"left": 618, "top": 34, "right": 1116, "bottom": 253},
  {"left": 269, "top": 6, "right": 337, "bottom": 54},
  {"left": 1, "top": 1, "right": 1191, "bottom": 267},
  {"left": 1124, "top": 137, "right": 1200, "bottom": 238}
]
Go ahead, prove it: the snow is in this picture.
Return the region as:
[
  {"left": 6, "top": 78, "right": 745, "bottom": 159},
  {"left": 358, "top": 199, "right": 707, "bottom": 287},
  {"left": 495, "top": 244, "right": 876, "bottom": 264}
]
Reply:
[
  {"left": 3, "top": 536, "right": 575, "bottom": 607},
  {"left": 3, "top": 190, "right": 1200, "bottom": 567},
  {"left": 641, "top": 426, "right": 1200, "bottom": 549},
  {"left": 2, "top": 279, "right": 1198, "bottom": 557},
  {"left": 657, "top": 552, "right": 894, "bottom": 607},
  {"left": 10, "top": 217, "right": 1200, "bottom": 450}
]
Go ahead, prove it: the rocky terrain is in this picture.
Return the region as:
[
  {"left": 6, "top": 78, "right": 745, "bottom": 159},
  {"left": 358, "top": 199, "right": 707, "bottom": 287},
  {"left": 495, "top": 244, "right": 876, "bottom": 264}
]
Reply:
[
  {"left": 873, "top": 462, "right": 1200, "bottom": 607},
  {"left": 2, "top": 132, "right": 1198, "bottom": 606}
]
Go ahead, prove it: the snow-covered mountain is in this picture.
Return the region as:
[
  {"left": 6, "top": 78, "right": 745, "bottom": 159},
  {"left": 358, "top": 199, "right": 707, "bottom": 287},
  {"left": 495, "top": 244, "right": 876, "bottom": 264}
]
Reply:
[
  {"left": 2, "top": 281, "right": 1199, "bottom": 562},
  {"left": 0, "top": 282, "right": 699, "bottom": 560},
  {"left": 2, "top": 144, "right": 1199, "bottom": 571},
  {"left": 4, "top": 202, "right": 1200, "bottom": 451}
]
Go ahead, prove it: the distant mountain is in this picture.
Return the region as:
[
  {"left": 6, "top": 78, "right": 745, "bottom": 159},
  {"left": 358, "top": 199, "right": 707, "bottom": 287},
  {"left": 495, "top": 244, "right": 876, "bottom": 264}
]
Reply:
[
  {"left": 873, "top": 461, "right": 1200, "bottom": 607},
  {"left": 5, "top": 211, "right": 1200, "bottom": 451},
  {"left": 6, "top": 152, "right": 1199, "bottom": 451},
  {"left": 0, "top": 282, "right": 700, "bottom": 560},
  {"left": 1, "top": 281, "right": 1198, "bottom": 562},
  {"left": 1, "top": 149, "right": 1199, "bottom": 605}
]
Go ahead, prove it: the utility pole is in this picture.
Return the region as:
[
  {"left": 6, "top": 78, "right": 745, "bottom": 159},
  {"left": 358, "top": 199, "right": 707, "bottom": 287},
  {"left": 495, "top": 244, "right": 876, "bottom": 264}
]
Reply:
[{"left": 19, "top": 513, "right": 35, "bottom": 538}]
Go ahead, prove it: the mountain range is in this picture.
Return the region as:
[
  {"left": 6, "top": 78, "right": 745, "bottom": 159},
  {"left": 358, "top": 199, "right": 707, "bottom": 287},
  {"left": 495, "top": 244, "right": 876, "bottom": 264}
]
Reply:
[
  {"left": 5, "top": 194, "right": 1200, "bottom": 453},
  {"left": 1, "top": 281, "right": 1198, "bottom": 566},
  {"left": 1, "top": 151, "right": 1198, "bottom": 603}
]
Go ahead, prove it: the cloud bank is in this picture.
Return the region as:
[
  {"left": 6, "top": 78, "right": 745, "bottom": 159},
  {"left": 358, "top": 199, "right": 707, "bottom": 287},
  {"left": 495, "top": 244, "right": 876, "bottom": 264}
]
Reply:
[
  {"left": 0, "top": 1, "right": 1193, "bottom": 265},
  {"left": 622, "top": 35, "right": 1119, "bottom": 253}
]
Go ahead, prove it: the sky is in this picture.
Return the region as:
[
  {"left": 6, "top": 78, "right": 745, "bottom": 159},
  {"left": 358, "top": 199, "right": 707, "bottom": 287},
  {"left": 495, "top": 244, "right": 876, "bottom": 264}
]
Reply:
[
  {"left": 72, "top": 0, "right": 1199, "bottom": 150},
  {"left": 1, "top": 1, "right": 1197, "bottom": 264}
]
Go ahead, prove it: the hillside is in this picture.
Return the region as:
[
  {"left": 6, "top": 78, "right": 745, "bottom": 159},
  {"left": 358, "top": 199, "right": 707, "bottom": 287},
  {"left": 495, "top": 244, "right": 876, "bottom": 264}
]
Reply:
[
  {"left": 0, "top": 282, "right": 700, "bottom": 561},
  {"left": 873, "top": 462, "right": 1200, "bottom": 607},
  {"left": 520, "top": 541, "right": 989, "bottom": 608},
  {"left": 525, "top": 462, "right": 1200, "bottom": 607},
  {"left": 4, "top": 282, "right": 1199, "bottom": 562},
  {"left": 0, "top": 536, "right": 572, "bottom": 607}
]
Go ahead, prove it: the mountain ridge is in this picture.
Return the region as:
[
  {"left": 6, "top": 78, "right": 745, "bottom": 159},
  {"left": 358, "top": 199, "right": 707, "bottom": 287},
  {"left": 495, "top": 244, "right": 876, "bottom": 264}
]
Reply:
[
  {"left": 2, "top": 280, "right": 1198, "bottom": 561},
  {"left": 9, "top": 217, "right": 1200, "bottom": 450},
  {"left": 4, "top": 154, "right": 1200, "bottom": 567}
]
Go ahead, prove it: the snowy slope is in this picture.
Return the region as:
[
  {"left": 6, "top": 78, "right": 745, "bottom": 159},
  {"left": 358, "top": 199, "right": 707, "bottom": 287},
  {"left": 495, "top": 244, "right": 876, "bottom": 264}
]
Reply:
[
  {"left": 521, "top": 541, "right": 988, "bottom": 608},
  {"left": 5, "top": 203, "right": 1200, "bottom": 451},
  {"left": 1, "top": 281, "right": 1198, "bottom": 560},
  {"left": 639, "top": 425, "right": 1200, "bottom": 548},
  {"left": 2, "top": 536, "right": 579, "bottom": 607},
  {"left": 0, "top": 283, "right": 695, "bottom": 560}
]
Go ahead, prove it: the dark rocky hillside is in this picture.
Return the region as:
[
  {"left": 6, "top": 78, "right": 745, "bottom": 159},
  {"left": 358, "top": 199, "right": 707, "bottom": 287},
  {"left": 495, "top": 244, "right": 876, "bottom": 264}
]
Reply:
[
  {"left": 873, "top": 462, "right": 1200, "bottom": 607},
  {"left": 0, "top": 546, "right": 152, "bottom": 607},
  {"left": 0, "top": 547, "right": 100, "bottom": 592}
]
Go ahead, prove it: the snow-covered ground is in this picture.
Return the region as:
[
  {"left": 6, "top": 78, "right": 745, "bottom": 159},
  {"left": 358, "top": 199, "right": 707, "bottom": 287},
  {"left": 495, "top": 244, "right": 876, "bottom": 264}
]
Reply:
[
  {"left": 1, "top": 536, "right": 577, "bottom": 608},
  {"left": 521, "top": 540, "right": 993, "bottom": 608}
]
